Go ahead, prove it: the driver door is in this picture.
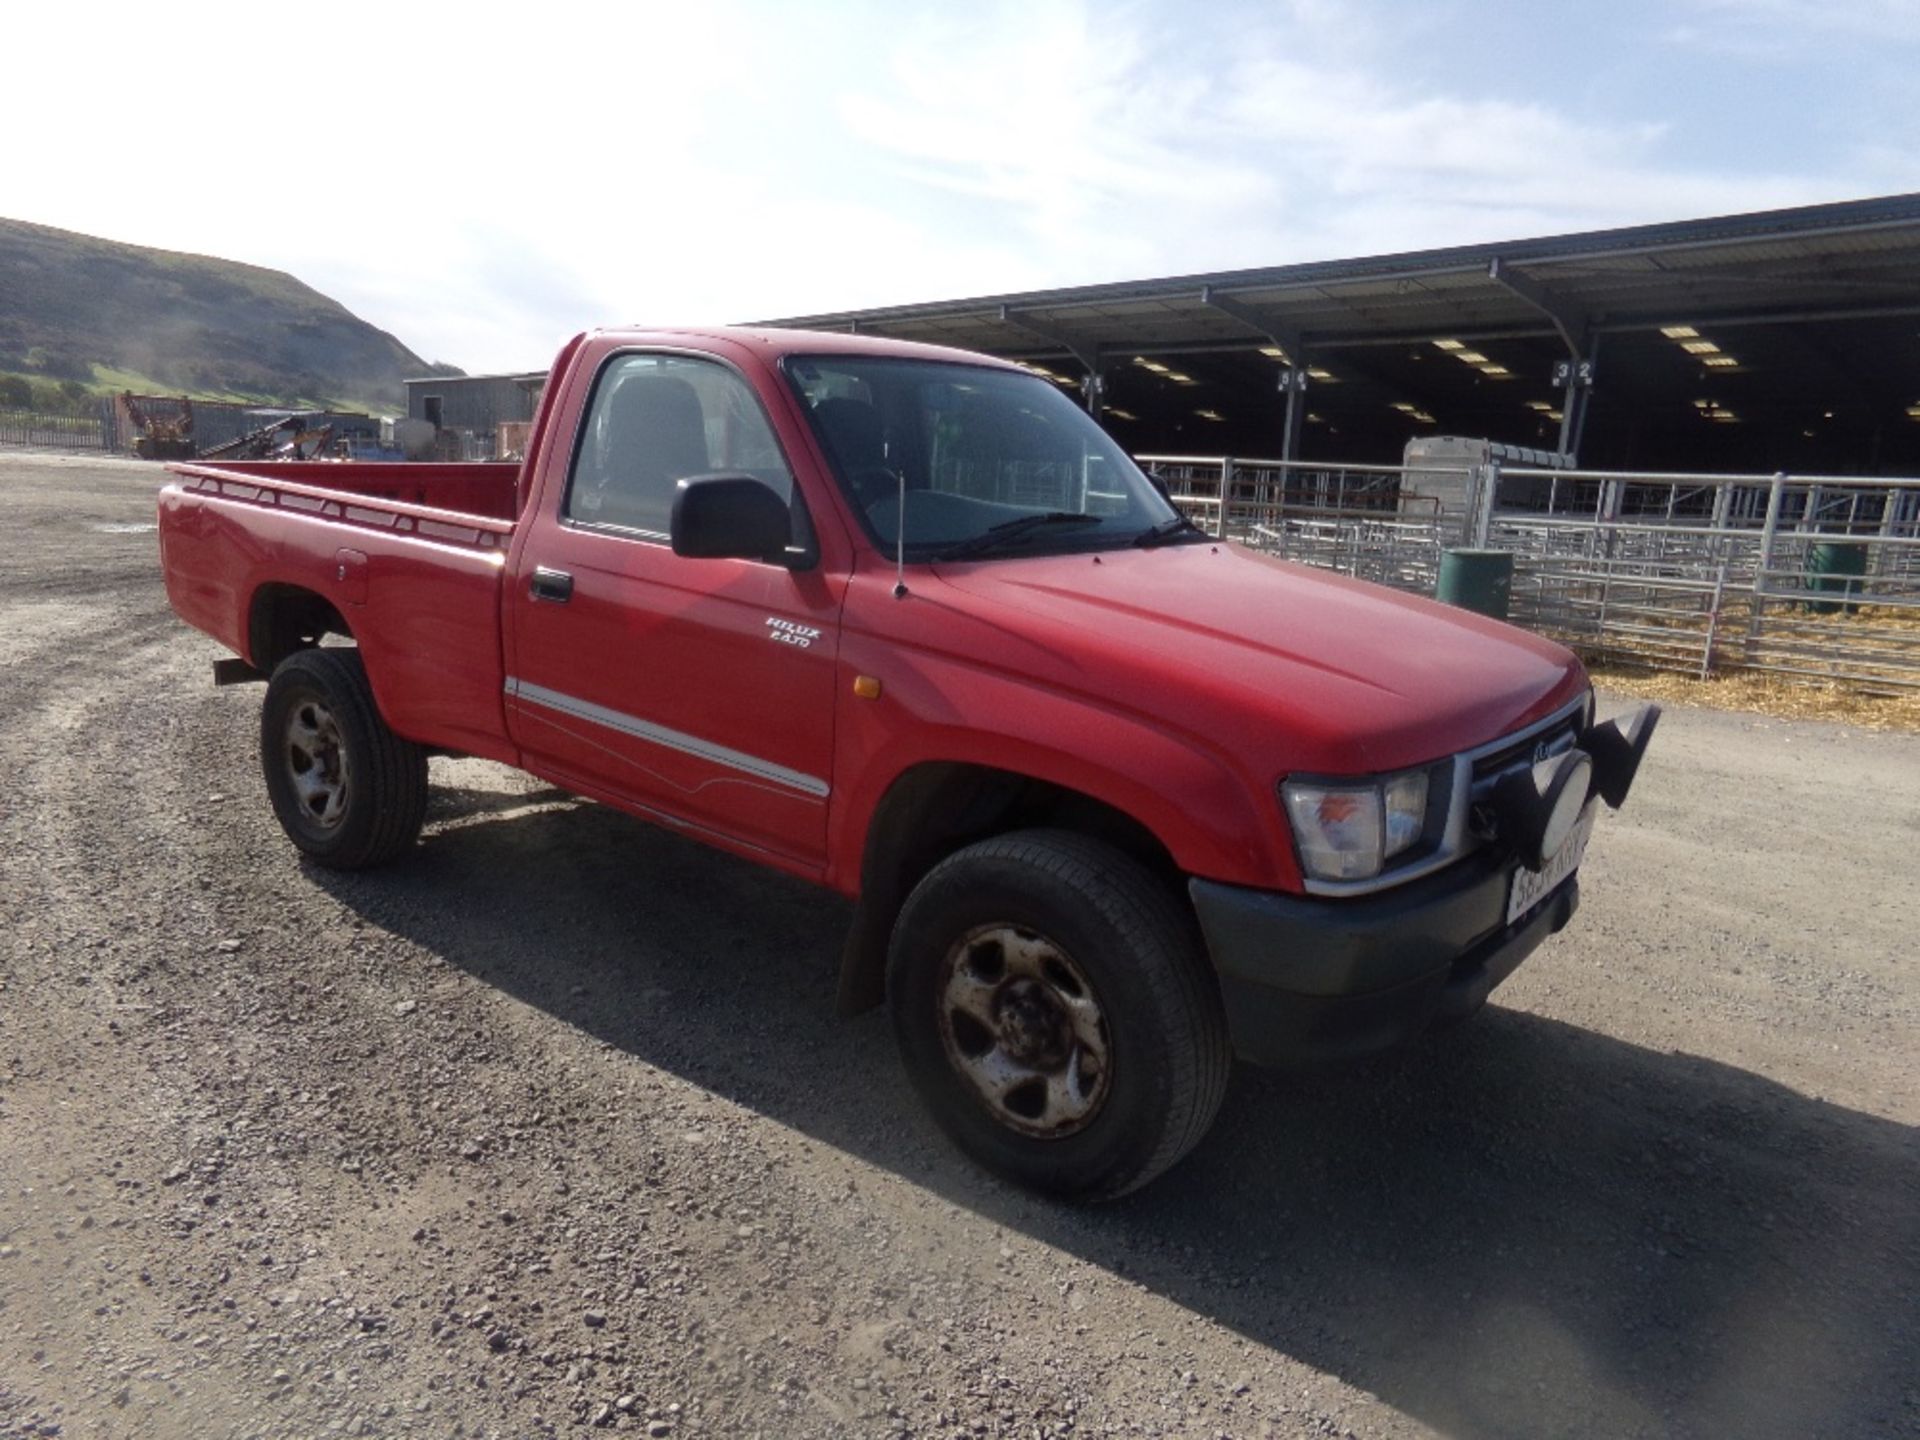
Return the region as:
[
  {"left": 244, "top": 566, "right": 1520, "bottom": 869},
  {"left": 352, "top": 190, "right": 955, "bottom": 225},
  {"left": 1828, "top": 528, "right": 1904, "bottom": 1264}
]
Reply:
[{"left": 504, "top": 349, "right": 841, "bottom": 867}]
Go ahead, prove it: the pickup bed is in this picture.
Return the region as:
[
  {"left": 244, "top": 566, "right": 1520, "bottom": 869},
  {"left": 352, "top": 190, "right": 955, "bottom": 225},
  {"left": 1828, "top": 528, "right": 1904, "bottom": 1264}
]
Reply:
[{"left": 160, "top": 325, "right": 1656, "bottom": 1198}]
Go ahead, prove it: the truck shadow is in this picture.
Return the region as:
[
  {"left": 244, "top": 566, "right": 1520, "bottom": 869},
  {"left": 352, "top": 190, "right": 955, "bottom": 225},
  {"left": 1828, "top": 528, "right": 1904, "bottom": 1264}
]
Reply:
[{"left": 312, "top": 796, "right": 1919, "bottom": 1440}]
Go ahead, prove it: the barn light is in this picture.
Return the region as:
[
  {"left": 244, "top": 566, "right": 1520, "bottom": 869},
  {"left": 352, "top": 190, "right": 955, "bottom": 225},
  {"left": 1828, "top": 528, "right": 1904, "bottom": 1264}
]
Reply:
[
  {"left": 1526, "top": 400, "right": 1554, "bottom": 412},
  {"left": 1307, "top": 367, "right": 1337, "bottom": 382},
  {"left": 1703, "top": 356, "right": 1740, "bottom": 368},
  {"left": 1433, "top": 339, "right": 1466, "bottom": 351},
  {"left": 1661, "top": 325, "right": 1700, "bottom": 339},
  {"left": 1479, "top": 364, "right": 1512, "bottom": 377},
  {"left": 1195, "top": 409, "right": 1225, "bottom": 421},
  {"left": 1258, "top": 346, "right": 1285, "bottom": 358},
  {"left": 1680, "top": 340, "right": 1721, "bottom": 355},
  {"left": 1457, "top": 351, "right": 1491, "bottom": 364},
  {"left": 1106, "top": 408, "right": 1137, "bottom": 421}
]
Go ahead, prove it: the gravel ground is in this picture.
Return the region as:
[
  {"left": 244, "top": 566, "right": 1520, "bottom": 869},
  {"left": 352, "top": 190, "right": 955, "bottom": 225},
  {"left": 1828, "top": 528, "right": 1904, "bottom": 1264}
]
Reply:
[{"left": 1, "top": 451, "right": 1916, "bottom": 1440}]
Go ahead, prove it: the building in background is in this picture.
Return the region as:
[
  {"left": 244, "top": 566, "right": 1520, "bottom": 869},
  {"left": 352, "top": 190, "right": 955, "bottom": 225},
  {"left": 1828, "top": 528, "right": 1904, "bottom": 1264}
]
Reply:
[
  {"left": 404, "top": 372, "right": 547, "bottom": 460},
  {"left": 766, "top": 193, "right": 1920, "bottom": 477}
]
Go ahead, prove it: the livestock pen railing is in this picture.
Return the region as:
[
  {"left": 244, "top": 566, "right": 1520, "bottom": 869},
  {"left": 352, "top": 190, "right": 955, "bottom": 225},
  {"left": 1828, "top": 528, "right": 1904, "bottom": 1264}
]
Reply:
[
  {"left": 1139, "top": 453, "right": 1920, "bottom": 693},
  {"left": 1492, "top": 467, "right": 1920, "bottom": 691}
]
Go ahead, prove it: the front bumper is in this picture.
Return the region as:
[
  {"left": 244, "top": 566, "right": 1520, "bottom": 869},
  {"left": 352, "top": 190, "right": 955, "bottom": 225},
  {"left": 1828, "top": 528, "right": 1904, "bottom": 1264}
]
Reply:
[{"left": 1190, "top": 852, "right": 1579, "bottom": 1068}]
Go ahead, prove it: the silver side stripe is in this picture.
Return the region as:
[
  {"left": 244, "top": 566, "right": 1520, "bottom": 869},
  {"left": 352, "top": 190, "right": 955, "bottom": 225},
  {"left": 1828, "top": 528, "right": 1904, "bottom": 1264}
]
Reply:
[{"left": 505, "top": 677, "right": 830, "bottom": 799}]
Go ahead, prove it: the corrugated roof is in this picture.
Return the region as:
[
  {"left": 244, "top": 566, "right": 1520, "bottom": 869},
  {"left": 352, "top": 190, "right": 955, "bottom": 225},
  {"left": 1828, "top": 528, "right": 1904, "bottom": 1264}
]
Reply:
[{"left": 760, "top": 193, "right": 1920, "bottom": 360}]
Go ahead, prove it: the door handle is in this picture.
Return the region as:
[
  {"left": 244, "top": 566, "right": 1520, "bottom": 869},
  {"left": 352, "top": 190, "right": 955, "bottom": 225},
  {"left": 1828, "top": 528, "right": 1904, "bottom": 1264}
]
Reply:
[{"left": 530, "top": 567, "right": 573, "bottom": 603}]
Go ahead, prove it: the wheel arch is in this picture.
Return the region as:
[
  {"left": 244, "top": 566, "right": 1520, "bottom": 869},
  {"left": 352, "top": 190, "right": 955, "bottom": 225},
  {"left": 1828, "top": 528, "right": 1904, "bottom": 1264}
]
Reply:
[
  {"left": 247, "top": 582, "right": 353, "bottom": 672},
  {"left": 834, "top": 760, "right": 1186, "bottom": 1016}
]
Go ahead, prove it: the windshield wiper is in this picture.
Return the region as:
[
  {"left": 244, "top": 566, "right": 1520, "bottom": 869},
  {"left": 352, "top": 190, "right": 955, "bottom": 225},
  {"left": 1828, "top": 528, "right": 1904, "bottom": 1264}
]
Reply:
[
  {"left": 933, "top": 511, "right": 1104, "bottom": 560},
  {"left": 1132, "top": 513, "right": 1209, "bottom": 547}
]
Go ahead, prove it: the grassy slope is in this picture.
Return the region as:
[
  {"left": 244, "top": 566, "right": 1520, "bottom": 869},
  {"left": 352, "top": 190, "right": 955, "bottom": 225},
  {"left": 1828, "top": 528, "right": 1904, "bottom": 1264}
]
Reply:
[{"left": 0, "top": 218, "right": 460, "bottom": 412}]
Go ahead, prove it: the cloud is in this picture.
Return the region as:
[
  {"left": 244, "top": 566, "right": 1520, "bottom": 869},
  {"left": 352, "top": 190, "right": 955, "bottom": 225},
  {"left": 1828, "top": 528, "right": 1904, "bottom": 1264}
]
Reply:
[
  {"left": 827, "top": 4, "right": 1873, "bottom": 288},
  {"left": 5, "top": 0, "right": 1914, "bottom": 372},
  {"left": 1686, "top": 0, "right": 1920, "bottom": 47}
]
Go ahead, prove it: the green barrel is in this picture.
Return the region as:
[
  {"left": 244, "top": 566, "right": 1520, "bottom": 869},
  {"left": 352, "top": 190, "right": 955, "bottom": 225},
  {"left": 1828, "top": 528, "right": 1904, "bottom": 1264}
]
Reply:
[
  {"left": 1436, "top": 548, "right": 1514, "bottom": 619},
  {"left": 1807, "top": 541, "right": 1868, "bottom": 615}
]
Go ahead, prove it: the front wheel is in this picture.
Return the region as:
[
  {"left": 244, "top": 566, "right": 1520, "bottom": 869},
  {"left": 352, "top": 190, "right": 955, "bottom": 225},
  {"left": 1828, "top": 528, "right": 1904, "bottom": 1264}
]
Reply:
[
  {"left": 887, "top": 830, "right": 1230, "bottom": 1200},
  {"left": 259, "top": 647, "right": 428, "bottom": 870}
]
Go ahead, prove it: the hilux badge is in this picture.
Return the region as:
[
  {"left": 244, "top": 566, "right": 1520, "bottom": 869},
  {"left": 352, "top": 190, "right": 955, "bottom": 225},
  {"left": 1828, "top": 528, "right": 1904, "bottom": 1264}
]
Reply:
[{"left": 765, "top": 617, "right": 821, "bottom": 649}]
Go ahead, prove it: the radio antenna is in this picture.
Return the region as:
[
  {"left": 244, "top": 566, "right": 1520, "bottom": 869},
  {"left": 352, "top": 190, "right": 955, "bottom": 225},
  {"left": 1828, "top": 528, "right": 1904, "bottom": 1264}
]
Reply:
[{"left": 893, "top": 468, "right": 909, "bottom": 599}]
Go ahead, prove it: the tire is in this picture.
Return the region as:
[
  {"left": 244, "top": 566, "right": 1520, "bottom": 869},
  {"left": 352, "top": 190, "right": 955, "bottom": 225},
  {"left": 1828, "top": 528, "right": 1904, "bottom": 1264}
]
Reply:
[
  {"left": 887, "top": 829, "right": 1231, "bottom": 1200},
  {"left": 259, "top": 647, "right": 428, "bottom": 870}
]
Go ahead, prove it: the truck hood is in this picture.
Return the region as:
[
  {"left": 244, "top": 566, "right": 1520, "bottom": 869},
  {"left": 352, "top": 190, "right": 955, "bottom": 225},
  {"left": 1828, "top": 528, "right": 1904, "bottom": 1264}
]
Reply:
[{"left": 931, "top": 542, "right": 1586, "bottom": 775}]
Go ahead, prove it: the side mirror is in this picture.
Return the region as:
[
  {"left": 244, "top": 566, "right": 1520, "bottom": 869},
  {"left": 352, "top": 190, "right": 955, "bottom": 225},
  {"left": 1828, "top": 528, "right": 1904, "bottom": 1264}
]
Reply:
[{"left": 670, "top": 475, "right": 793, "bottom": 564}]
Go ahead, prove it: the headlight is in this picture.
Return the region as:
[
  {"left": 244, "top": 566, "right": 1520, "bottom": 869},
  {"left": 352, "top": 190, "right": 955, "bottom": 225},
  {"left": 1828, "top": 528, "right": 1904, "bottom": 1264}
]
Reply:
[
  {"left": 1282, "top": 766, "right": 1436, "bottom": 883},
  {"left": 1382, "top": 771, "right": 1429, "bottom": 856}
]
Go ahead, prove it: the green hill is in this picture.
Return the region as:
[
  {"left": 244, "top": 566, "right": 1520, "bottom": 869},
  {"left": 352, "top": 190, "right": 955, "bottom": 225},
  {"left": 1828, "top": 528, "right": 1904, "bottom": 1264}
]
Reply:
[{"left": 0, "top": 217, "right": 460, "bottom": 412}]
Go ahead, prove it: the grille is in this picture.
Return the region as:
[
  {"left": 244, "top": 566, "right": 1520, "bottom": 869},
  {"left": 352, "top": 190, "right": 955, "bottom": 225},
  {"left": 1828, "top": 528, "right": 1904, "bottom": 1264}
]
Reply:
[{"left": 1471, "top": 711, "right": 1581, "bottom": 791}]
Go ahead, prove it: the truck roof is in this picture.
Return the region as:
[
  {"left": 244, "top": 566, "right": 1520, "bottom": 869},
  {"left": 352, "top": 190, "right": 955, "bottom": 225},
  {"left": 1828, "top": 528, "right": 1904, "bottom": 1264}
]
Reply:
[{"left": 587, "top": 325, "right": 1028, "bottom": 369}]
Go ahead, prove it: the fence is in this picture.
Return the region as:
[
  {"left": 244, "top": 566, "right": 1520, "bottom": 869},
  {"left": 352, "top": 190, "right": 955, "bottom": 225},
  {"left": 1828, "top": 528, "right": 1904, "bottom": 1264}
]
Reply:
[
  {"left": 0, "top": 409, "right": 112, "bottom": 451},
  {"left": 0, "top": 399, "right": 386, "bottom": 457},
  {"left": 1142, "top": 453, "right": 1920, "bottom": 694}
]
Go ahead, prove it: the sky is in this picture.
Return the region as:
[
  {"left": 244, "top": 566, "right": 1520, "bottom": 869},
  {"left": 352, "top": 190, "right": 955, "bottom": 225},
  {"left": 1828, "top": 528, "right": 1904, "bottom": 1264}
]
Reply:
[{"left": 10, "top": 0, "right": 1920, "bottom": 374}]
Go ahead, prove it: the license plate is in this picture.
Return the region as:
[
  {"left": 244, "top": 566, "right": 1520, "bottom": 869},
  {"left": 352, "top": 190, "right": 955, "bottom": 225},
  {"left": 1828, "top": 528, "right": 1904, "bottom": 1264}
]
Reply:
[{"left": 1507, "top": 802, "right": 1596, "bottom": 925}]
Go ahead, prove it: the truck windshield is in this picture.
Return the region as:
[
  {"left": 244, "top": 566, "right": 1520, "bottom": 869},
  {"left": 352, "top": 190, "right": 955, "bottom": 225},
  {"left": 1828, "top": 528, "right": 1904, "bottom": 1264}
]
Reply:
[{"left": 785, "top": 355, "right": 1195, "bottom": 560}]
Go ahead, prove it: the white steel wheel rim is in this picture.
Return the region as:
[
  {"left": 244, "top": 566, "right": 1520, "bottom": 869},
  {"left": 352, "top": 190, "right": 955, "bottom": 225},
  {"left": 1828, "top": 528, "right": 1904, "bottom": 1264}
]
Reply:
[
  {"left": 936, "top": 923, "right": 1112, "bottom": 1139},
  {"left": 286, "top": 696, "right": 350, "bottom": 830}
]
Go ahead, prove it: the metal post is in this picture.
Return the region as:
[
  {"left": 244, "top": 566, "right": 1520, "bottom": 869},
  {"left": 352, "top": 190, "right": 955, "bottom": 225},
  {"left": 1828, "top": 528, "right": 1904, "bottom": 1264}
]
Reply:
[
  {"left": 1600, "top": 475, "right": 1623, "bottom": 523},
  {"left": 1748, "top": 470, "right": 1787, "bottom": 651},
  {"left": 1084, "top": 367, "right": 1102, "bottom": 418},
  {"left": 1597, "top": 548, "right": 1614, "bottom": 648},
  {"left": 1471, "top": 457, "right": 1501, "bottom": 548},
  {"left": 1701, "top": 561, "right": 1728, "bottom": 679},
  {"left": 1278, "top": 368, "right": 1307, "bottom": 462},
  {"left": 1218, "top": 457, "right": 1235, "bottom": 538},
  {"left": 1554, "top": 361, "right": 1583, "bottom": 460},
  {"left": 1567, "top": 334, "right": 1600, "bottom": 459}
]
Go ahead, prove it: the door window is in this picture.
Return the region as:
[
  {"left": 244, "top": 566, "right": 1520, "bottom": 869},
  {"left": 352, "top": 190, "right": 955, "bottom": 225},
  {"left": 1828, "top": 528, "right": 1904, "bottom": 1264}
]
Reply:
[{"left": 566, "top": 353, "right": 792, "bottom": 536}]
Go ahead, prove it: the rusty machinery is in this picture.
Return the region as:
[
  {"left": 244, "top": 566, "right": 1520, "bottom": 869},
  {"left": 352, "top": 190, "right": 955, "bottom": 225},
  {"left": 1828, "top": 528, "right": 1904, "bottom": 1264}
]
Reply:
[
  {"left": 121, "top": 393, "right": 196, "bottom": 460},
  {"left": 198, "top": 414, "right": 341, "bottom": 461}
]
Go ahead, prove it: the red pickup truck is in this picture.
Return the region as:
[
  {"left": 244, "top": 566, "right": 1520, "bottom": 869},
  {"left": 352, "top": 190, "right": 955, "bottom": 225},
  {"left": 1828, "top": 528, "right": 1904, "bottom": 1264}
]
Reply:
[{"left": 159, "top": 326, "right": 1656, "bottom": 1198}]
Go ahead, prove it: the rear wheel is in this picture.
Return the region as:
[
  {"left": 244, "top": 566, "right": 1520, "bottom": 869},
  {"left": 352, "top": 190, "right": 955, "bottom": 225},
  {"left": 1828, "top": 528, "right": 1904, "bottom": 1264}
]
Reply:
[
  {"left": 887, "top": 830, "right": 1230, "bottom": 1200},
  {"left": 260, "top": 648, "right": 427, "bottom": 869}
]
